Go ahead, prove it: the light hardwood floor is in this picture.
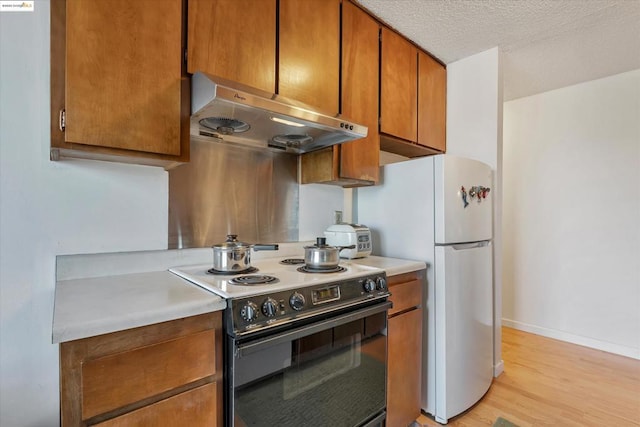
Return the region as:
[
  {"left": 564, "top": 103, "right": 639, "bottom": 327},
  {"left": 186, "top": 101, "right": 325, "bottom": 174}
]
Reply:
[{"left": 416, "top": 327, "right": 640, "bottom": 427}]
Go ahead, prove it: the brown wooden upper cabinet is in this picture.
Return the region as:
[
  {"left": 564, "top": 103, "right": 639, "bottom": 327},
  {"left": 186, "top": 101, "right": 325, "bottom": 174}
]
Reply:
[
  {"left": 418, "top": 51, "right": 447, "bottom": 152},
  {"left": 301, "top": 0, "right": 380, "bottom": 186},
  {"left": 380, "top": 27, "right": 446, "bottom": 157},
  {"left": 380, "top": 28, "right": 418, "bottom": 143},
  {"left": 189, "top": 0, "right": 338, "bottom": 116},
  {"left": 187, "top": 0, "right": 276, "bottom": 94},
  {"left": 50, "top": 0, "right": 189, "bottom": 168},
  {"left": 279, "top": 0, "right": 340, "bottom": 115}
]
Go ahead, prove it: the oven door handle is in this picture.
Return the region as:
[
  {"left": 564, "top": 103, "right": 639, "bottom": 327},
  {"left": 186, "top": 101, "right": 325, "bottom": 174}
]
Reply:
[{"left": 236, "top": 300, "right": 392, "bottom": 357}]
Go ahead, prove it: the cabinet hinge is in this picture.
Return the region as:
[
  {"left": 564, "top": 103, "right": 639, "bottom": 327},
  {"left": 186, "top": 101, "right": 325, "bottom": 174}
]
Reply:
[
  {"left": 183, "top": 49, "right": 188, "bottom": 64},
  {"left": 59, "top": 109, "right": 66, "bottom": 132}
]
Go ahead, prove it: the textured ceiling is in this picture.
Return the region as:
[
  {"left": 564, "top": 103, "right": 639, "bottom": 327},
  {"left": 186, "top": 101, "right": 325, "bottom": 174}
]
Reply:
[{"left": 357, "top": 0, "right": 640, "bottom": 101}]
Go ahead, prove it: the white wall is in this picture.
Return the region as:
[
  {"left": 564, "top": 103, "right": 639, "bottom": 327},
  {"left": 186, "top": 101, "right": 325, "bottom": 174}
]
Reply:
[
  {"left": 446, "top": 47, "right": 504, "bottom": 375},
  {"left": 447, "top": 48, "right": 502, "bottom": 169},
  {"left": 299, "top": 183, "right": 344, "bottom": 240},
  {"left": 502, "top": 69, "right": 640, "bottom": 359},
  {"left": 0, "top": 2, "right": 169, "bottom": 425}
]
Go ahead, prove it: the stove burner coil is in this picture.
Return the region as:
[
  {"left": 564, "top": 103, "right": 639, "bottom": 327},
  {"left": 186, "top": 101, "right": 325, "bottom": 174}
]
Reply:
[
  {"left": 229, "top": 275, "right": 279, "bottom": 285},
  {"left": 297, "top": 266, "right": 347, "bottom": 274},
  {"left": 279, "top": 258, "right": 306, "bottom": 265},
  {"left": 207, "top": 267, "right": 258, "bottom": 275}
]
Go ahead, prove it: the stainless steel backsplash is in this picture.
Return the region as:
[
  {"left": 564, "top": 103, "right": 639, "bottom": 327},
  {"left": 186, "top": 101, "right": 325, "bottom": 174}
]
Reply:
[{"left": 168, "top": 138, "right": 299, "bottom": 248}]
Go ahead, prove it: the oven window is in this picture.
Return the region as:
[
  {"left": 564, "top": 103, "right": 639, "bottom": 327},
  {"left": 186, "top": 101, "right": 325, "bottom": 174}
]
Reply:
[{"left": 233, "top": 311, "right": 387, "bottom": 427}]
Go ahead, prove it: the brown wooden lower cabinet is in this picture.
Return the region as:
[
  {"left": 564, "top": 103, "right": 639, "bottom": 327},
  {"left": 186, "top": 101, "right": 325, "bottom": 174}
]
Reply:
[
  {"left": 59, "top": 312, "right": 222, "bottom": 426},
  {"left": 387, "top": 271, "right": 425, "bottom": 427}
]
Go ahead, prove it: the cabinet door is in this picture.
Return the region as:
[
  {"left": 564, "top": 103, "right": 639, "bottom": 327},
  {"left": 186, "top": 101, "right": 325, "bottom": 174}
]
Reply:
[
  {"left": 187, "top": 0, "right": 276, "bottom": 94},
  {"left": 279, "top": 0, "right": 340, "bottom": 115},
  {"left": 388, "top": 308, "right": 423, "bottom": 427},
  {"left": 380, "top": 27, "right": 417, "bottom": 142},
  {"left": 418, "top": 51, "right": 446, "bottom": 152},
  {"left": 64, "top": 0, "right": 185, "bottom": 156},
  {"left": 340, "top": 1, "right": 380, "bottom": 183}
]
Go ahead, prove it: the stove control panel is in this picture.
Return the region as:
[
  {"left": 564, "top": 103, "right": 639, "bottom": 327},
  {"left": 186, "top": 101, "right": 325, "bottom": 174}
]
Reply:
[{"left": 227, "top": 272, "right": 388, "bottom": 336}]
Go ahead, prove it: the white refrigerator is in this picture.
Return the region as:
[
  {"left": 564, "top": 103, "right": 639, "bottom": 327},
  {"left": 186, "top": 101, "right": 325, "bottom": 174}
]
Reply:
[{"left": 357, "top": 154, "right": 494, "bottom": 424}]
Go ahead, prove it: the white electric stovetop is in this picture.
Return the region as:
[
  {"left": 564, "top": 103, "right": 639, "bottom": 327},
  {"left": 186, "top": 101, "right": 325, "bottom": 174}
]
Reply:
[{"left": 169, "top": 257, "right": 384, "bottom": 299}]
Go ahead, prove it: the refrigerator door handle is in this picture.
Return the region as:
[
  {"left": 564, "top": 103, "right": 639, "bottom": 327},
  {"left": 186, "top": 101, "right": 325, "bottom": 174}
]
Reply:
[{"left": 450, "top": 241, "right": 491, "bottom": 250}]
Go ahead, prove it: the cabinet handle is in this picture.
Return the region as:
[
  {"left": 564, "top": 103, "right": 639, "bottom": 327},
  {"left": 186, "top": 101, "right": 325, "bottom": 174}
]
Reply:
[{"left": 58, "top": 109, "right": 66, "bottom": 132}]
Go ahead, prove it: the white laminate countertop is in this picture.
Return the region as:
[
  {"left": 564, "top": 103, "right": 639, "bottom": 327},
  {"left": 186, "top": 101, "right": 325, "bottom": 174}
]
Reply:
[
  {"left": 52, "top": 270, "right": 226, "bottom": 344},
  {"left": 350, "top": 255, "right": 426, "bottom": 277},
  {"left": 52, "top": 247, "right": 426, "bottom": 344}
]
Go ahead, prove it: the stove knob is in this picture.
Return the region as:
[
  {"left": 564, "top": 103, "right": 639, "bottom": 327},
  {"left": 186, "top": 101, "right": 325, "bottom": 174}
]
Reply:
[
  {"left": 289, "top": 292, "right": 305, "bottom": 311},
  {"left": 240, "top": 301, "right": 258, "bottom": 322},
  {"left": 376, "top": 276, "right": 387, "bottom": 291},
  {"left": 262, "top": 298, "right": 279, "bottom": 317},
  {"left": 363, "top": 278, "right": 376, "bottom": 293}
]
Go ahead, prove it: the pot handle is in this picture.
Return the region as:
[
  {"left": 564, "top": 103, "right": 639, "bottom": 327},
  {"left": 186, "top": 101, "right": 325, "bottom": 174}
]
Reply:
[
  {"left": 337, "top": 245, "right": 356, "bottom": 251},
  {"left": 253, "top": 244, "right": 279, "bottom": 251}
]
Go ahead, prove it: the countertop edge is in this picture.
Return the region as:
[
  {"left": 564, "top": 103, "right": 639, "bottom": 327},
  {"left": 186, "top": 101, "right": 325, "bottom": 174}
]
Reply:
[
  {"left": 52, "top": 298, "right": 226, "bottom": 344},
  {"left": 350, "top": 255, "right": 427, "bottom": 277},
  {"left": 382, "top": 262, "right": 427, "bottom": 276}
]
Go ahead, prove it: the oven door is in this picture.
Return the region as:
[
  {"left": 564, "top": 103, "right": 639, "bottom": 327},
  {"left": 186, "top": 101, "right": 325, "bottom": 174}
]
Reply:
[{"left": 227, "top": 300, "right": 391, "bottom": 427}]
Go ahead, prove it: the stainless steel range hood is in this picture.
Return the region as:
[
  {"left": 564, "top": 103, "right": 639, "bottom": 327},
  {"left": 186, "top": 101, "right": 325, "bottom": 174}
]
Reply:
[{"left": 191, "top": 72, "right": 368, "bottom": 154}]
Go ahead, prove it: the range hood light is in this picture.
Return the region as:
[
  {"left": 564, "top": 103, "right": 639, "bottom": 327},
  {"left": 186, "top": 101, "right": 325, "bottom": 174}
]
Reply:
[{"left": 270, "top": 116, "right": 306, "bottom": 127}]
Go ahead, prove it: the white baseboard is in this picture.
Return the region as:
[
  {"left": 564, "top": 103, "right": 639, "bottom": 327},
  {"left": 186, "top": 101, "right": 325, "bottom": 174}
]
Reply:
[
  {"left": 502, "top": 318, "right": 640, "bottom": 360},
  {"left": 493, "top": 359, "right": 504, "bottom": 377}
]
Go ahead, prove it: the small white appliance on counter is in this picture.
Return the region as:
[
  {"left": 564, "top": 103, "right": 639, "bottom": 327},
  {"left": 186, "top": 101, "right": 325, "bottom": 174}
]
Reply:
[
  {"left": 324, "top": 223, "right": 372, "bottom": 259},
  {"left": 357, "top": 154, "right": 494, "bottom": 424}
]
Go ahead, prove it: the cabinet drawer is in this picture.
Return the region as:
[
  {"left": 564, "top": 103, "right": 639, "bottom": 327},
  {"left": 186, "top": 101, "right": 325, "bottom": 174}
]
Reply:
[
  {"left": 82, "top": 330, "right": 215, "bottom": 419},
  {"left": 93, "top": 382, "right": 217, "bottom": 427},
  {"left": 388, "top": 276, "right": 422, "bottom": 316}
]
